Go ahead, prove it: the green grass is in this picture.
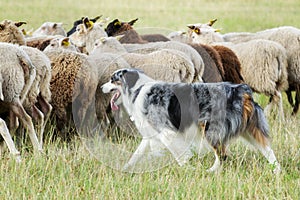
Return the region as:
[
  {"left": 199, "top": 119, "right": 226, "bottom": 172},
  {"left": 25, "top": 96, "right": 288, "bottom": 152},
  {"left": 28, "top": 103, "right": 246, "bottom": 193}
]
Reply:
[{"left": 1, "top": 0, "right": 300, "bottom": 199}]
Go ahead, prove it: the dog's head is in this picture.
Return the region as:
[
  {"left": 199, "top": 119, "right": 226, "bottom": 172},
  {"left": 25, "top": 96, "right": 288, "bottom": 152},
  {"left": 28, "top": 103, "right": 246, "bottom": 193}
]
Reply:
[{"left": 102, "top": 68, "right": 142, "bottom": 111}]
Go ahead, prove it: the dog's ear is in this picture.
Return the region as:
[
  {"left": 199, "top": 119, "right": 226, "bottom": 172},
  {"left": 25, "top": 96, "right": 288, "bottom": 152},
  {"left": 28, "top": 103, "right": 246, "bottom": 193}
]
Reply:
[{"left": 122, "top": 69, "right": 139, "bottom": 89}]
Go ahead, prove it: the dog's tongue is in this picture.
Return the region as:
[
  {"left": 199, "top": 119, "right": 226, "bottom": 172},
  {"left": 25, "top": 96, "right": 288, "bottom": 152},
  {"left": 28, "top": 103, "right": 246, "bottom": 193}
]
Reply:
[{"left": 110, "top": 91, "right": 120, "bottom": 111}]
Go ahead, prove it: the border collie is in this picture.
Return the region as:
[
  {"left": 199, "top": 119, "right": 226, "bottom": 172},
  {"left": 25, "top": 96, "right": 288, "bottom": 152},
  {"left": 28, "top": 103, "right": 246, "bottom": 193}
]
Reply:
[{"left": 102, "top": 68, "right": 280, "bottom": 173}]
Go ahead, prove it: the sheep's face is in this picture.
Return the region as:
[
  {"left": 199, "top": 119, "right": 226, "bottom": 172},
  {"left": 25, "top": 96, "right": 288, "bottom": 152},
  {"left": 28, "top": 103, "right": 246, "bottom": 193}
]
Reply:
[
  {"left": 44, "top": 37, "right": 78, "bottom": 52},
  {"left": 33, "top": 22, "right": 66, "bottom": 36},
  {"left": 187, "top": 25, "right": 221, "bottom": 44},
  {"left": 69, "top": 24, "right": 87, "bottom": 48}
]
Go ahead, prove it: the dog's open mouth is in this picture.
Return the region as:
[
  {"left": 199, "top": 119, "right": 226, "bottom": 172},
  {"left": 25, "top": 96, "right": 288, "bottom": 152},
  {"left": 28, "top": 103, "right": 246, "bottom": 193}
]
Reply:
[{"left": 110, "top": 90, "right": 121, "bottom": 111}]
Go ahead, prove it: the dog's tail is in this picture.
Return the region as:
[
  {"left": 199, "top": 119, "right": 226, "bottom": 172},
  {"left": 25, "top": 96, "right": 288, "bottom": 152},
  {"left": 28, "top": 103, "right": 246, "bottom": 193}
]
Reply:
[{"left": 243, "top": 91, "right": 269, "bottom": 147}]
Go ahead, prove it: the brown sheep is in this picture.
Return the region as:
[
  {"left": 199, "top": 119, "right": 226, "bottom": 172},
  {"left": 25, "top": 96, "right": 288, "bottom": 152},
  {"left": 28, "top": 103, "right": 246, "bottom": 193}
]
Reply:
[
  {"left": 44, "top": 41, "right": 98, "bottom": 137},
  {"left": 105, "top": 18, "right": 170, "bottom": 44}
]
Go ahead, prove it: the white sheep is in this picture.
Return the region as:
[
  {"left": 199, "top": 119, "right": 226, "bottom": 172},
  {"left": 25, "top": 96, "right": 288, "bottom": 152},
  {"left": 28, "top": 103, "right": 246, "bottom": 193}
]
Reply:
[
  {"left": 91, "top": 37, "right": 197, "bottom": 83},
  {"left": 188, "top": 26, "right": 289, "bottom": 119},
  {"left": 20, "top": 46, "right": 52, "bottom": 146},
  {"left": 0, "top": 19, "right": 26, "bottom": 45},
  {"left": 123, "top": 41, "right": 205, "bottom": 82},
  {"left": 32, "top": 22, "right": 66, "bottom": 37},
  {"left": 223, "top": 26, "right": 300, "bottom": 115},
  {"left": 0, "top": 42, "right": 42, "bottom": 154},
  {"left": 69, "top": 17, "right": 108, "bottom": 54}
]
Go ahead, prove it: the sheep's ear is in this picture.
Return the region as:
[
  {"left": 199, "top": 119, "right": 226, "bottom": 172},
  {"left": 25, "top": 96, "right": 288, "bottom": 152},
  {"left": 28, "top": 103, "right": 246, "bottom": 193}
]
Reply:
[
  {"left": 91, "top": 15, "right": 102, "bottom": 23},
  {"left": 83, "top": 17, "right": 94, "bottom": 29},
  {"left": 181, "top": 31, "right": 187, "bottom": 35},
  {"left": 207, "top": 19, "right": 217, "bottom": 26},
  {"left": 15, "top": 21, "right": 27, "bottom": 27},
  {"left": 53, "top": 22, "right": 63, "bottom": 29},
  {"left": 128, "top": 18, "right": 138, "bottom": 26},
  {"left": 193, "top": 27, "right": 201, "bottom": 34},
  {"left": 115, "top": 34, "right": 124, "bottom": 41},
  {"left": 214, "top": 29, "right": 221, "bottom": 32},
  {"left": 187, "top": 25, "right": 195, "bottom": 30},
  {"left": 113, "top": 19, "right": 121, "bottom": 26},
  {"left": 61, "top": 37, "right": 70, "bottom": 47},
  {"left": 0, "top": 24, "right": 4, "bottom": 30}
]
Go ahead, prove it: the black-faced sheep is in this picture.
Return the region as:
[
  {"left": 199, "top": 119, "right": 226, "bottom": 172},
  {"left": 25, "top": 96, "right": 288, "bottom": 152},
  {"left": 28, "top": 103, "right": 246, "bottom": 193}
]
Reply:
[
  {"left": 66, "top": 15, "right": 103, "bottom": 37},
  {"left": 105, "top": 18, "right": 170, "bottom": 43},
  {"left": 69, "top": 17, "right": 108, "bottom": 54}
]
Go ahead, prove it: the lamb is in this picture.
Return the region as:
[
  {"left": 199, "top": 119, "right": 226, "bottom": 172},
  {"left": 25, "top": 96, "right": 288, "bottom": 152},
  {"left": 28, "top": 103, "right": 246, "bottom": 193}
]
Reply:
[
  {"left": 105, "top": 18, "right": 170, "bottom": 43},
  {"left": 188, "top": 26, "right": 288, "bottom": 118},
  {"left": 20, "top": 46, "right": 52, "bottom": 145},
  {"left": 32, "top": 22, "right": 66, "bottom": 37},
  {"left": 92, "top": 37, "right": 197, "bottom": 83},
  {"left": 0, "top": 42, "right": 42, "bottom": 155},
  {"left": 69, "top": 17, "right": 108, "bottom": 54},
  {"left": 43, "top": 38, "right": 98, "bottom": 136}
]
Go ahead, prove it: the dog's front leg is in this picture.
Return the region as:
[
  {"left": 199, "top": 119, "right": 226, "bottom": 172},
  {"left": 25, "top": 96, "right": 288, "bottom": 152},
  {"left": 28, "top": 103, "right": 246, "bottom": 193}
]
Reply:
[{"left": 123, "top": 138, "right": 150, "bottom": 172}]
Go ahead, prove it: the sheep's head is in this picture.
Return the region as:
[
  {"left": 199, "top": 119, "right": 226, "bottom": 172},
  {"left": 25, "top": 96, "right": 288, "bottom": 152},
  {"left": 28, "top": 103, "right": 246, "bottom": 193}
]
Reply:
[
  {"left": 105, "top": 18, "right": 138, "bottom": 36},
  {"left": 33, "top": 22, "right": 66, "bottom": 36},
  {"left": 187, "top": 19, "right": 222, "bottom": 44},
  {"left": 44, "top": 36, "right": 78, "bottom": 52},
  {"left": 92, "top": 36, "right": 124, "bottom": 54},
  {"left": 0, "top": 20, "right": 26, "bottom": 45}
]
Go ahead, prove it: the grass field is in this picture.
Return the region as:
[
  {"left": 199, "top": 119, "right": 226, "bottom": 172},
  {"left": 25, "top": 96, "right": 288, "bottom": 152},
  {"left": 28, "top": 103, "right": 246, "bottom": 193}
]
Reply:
[{"left": 1, "top": 0, "right": 300, "bottom": 199}]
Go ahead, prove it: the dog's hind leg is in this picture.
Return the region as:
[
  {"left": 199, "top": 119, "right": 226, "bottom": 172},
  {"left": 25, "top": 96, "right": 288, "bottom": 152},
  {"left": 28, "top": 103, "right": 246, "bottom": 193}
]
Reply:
[
  {"left": 123, "top": 138, "right": 150, "bottom": 172},
  {"left": 241, "top": 134, "right": 281, "bottom": 173}
]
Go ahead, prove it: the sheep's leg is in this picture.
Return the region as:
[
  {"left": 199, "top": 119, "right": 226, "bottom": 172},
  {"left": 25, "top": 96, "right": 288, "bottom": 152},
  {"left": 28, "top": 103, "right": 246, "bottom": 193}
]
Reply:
[
  {"left": 0, "top": 118, "right": 21, "bottom": 162},
  {"left": 32, "top": 105, "right": 44, "bottom": 147},
  {"left": 292, "top": 85, "right": 300, "bottom": 115},
  {"left": 241, "top": 133, "right": 280, "bottom": 173},
  {"left": 264, "top": 95, "right": 273, "bottom": 117},
  {"left": 265, "top": 92, "right": 284, "bottom": 120},
  {"left": 37, "top": 94, "right": 52, "bottom": 125},
  {"left": 10, "top": 101, "right": 42, "bottom": 152},
  {"left": 276, "top": 91, "right": 284, "bottom": 120},
  {"left": 285, "top": 89, "right": 294, "bottom": 107}
]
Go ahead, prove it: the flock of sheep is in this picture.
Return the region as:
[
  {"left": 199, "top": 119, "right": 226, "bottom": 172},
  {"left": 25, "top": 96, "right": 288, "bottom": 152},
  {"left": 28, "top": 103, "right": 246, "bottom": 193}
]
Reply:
[{"left": 0, "top": 16, "right": 299, "bottom": 161}]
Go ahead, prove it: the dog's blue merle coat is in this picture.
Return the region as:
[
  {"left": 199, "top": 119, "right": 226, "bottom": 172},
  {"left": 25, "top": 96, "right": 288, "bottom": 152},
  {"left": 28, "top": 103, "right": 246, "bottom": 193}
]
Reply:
[
  {"left": 104, "top": 69, "right": 280, "bottom": 173},
  {"left": 141, "top": 82, "right": 263, "bottom": 147}
]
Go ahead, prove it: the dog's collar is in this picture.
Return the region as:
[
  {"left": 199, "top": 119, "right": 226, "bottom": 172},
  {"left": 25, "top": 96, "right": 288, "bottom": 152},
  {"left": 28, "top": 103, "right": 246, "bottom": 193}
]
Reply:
[{"left": 132, "top": 85, "right": 144, "bottom": 104}]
